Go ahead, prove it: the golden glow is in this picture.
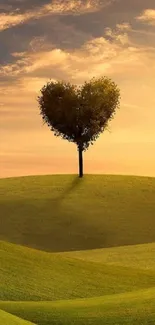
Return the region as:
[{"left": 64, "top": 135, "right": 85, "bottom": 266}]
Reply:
[{"left": 0, "top": 3, "right": 155, "bottom": 178}]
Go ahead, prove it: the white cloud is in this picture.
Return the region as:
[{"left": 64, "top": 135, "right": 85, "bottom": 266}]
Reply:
[{"left": 136, "top": 9, "right": 155, "bottom": 25}]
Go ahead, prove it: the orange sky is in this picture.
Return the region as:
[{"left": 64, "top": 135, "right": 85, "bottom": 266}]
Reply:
[{"left": 0, "top": 0, "right": 155, "bottom": 178}]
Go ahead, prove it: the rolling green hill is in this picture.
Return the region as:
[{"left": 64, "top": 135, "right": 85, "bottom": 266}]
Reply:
[
  {"left": 0, "top": 309, "right": 35, "bottom": 325},
  {"left": 0, "top": 174, "right": 155, "bottom": 324},
  {"left": 0, "top": 175, "right": 155, "bottom": 252},
  {"left": 62, "top": 242, "right": 155, "bottom": 270},
  {"left": 1, "top": 240, "right": 155, "bottom": 301},
  {"left": 1, "top": 288, "right": 155, "bottom": 325},
  {"left": 0, "top": 240, "right": 155, "bottom": 324}
]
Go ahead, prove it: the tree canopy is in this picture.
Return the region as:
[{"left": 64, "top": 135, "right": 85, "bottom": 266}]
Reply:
[{"left": 38, "top": 76, "right": 120, "bottom": 177}]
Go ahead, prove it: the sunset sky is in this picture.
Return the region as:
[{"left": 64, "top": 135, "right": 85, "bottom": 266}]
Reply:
[{"left": 0, "top": 0, "right": 155, "bottom": 178}]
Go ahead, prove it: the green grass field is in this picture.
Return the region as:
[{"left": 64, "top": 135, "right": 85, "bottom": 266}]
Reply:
[
  {"left": 1, "top": 288, "right": 155, "bottom": 325},
  {"left": 0, "top": 309, "right": 35, "bottom": 325},
  {"left": 0, "top": 175, "right": 155, "bottom": 324},
  {"left": 1, "top": 240, "right": 155, "bottom": 301},
  {"left": 0, "top": 175, "right": 155, "bottom": 252}
]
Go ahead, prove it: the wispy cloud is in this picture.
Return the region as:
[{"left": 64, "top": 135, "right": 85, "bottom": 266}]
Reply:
[
  {"left": 0, "top": 24, "right": 154, "bottom": 120},
  {"left": 116, "top": 22, "right": 131, "bottom": 31},
  {"left": 136, "top": 9, "right": 155, "bottom": 25},
  {"left": 0, "top": 24, "right": 151, "bottom": 90},
  {"left": 0, "top": 0, "right": 113, "bottom": 32}
]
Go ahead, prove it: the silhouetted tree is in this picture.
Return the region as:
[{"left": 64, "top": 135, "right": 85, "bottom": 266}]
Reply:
[{"left": 38, "top": 77, "right": 120, "bottom": 178}]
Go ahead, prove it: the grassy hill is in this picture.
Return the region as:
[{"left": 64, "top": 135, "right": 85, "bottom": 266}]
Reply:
[
  {"left": 1, "top": 288, "right": 155, "bottom": 325},
  {"left": 1, "top": 240, "right": 155, "bottom": 301},
  {"left": 0, "top": 174, "right": 155, "bottom": 324},
  {"left": 0, "top": 175, "right": 155, "bottom": 252},
  {"left": 0, "top": 309, "right": 35, "bottom": 325},
  {"left": 62, "top": 242, "right": 155, "bottom": 270},
  {"left": 0, "top": 240, "right": 155, "bottom": 324}
]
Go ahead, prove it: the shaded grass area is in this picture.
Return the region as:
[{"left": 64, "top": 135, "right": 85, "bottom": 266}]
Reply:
[
  {"left": 0, "top": 309, "right": 35, "bottom": 325},
  {"left": 1, "top": 241, "right": 155, "bottom": 301},
  {"left": 0, "top": 288, "right": 155, "bottom": 325},
  {"left": 0, "top": 175, "right": 155, "bottom": 252}
]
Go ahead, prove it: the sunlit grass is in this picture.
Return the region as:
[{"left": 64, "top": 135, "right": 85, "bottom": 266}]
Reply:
[
  {"left": 0, "top": 174, "right": 155, "bottom": 324},
  {"left": 0, "top": 174, "right": 155, "bottom": 252}
]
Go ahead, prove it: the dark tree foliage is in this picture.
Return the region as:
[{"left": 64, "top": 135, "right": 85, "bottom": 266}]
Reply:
[{"left": 38, "top": 77, "right": 120, "bottom": 177}]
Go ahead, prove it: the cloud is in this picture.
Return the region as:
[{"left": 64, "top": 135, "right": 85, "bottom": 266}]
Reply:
[
  {"left": 1, "top": 23, "right": 152, "bottom": 91},
  {"left": 0, "top": 23, "right": 150, "bottom": 117},
  {"left": 0, "top": 11, "right": 33, "bottom": 31},
  {"left": 116, "top": 22, "right": 131, "bottom": 31},
  {"left": 105, "top": 26, "right": 130, "bottom": 45},
  {"left": 0, "top": 24, "right": 154, "bottom": 109},
  {"left": 1, "top": 24, "right": 154, "bottom": 129},
  {"left": 29, "top": 36, "right": 49, "bottom": 52},
  {"left": 136, "top": 9, "right": 155, "bottom": 25},
  {"left": 0, "top": 0, "right": 113, "bottom": 32}
]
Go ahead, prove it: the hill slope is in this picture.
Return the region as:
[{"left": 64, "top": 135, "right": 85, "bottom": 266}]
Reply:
[
  {"left": 1, "top": 241, "right": 155, "bottom": 301},
  {"left": 0, "top": 175, "right": 155, "bottom": 252},
  {"left": 1, "top": 288, "right": 155, "bottom": 325},
  {"left": 0, "top": 309, "right": 35, "bottom": 325},
  {"left": 62, "top": 242, "right": 155, "bottom": 270}
]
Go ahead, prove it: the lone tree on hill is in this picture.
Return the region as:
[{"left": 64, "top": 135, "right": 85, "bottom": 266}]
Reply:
[{"left": 38, "top": 76, "right": 120, "bottom": 178}]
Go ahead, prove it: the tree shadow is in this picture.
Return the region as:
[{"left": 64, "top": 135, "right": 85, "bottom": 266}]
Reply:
[
  {"left": 54, "top": 176, "right": 82, "bottom": 203},
  {"left": 1, "top": 176, "right": 108, "bottom": 253}
]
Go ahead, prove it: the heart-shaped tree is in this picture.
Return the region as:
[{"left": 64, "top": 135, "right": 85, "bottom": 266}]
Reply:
[{"left": 38, "top": 76, "right": 120, "bottom": 177}]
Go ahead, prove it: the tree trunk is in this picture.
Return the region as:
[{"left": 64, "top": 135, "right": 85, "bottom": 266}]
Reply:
[{"left": 78, "top": 146, "right": 83, "bottom": 178}]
